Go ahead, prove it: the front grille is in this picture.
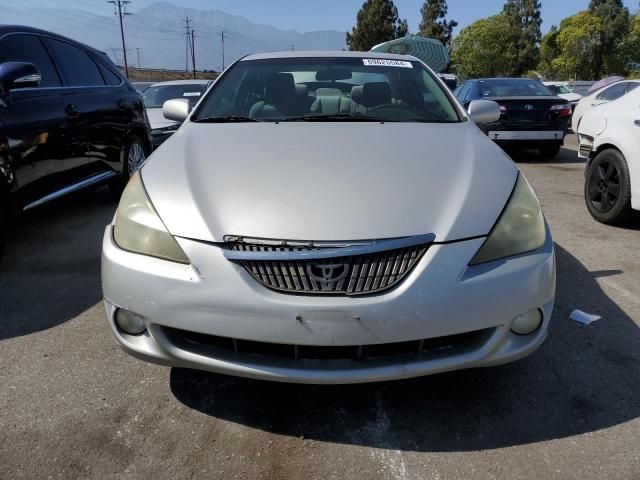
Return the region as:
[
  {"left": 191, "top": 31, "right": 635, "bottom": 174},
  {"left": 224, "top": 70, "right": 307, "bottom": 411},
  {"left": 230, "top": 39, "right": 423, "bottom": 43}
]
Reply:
[
  {"left": 227, "top": 241, "right": 429, "bottom": 296},
  {"left": 164, "top": 327, "right": 494, "bottom": 363}
]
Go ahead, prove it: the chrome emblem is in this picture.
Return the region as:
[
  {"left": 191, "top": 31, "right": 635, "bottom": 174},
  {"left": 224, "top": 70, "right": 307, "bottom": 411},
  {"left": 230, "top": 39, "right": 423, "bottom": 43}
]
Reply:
[
  {"left": 524, "top": 104, "right": 534, "bottom": 111},
  {"left": 306, "top": 262, "right": 350, "bottom": 290}
]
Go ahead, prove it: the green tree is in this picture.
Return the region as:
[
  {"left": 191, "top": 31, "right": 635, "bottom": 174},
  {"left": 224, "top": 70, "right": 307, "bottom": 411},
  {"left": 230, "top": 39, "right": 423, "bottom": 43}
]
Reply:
[
  {"left": 588, "top": 0, "right": 630, "bottom": 76},
  {"left": 502, "top": 0, "right": 543, "bottom": 76},
  {"left": 346, "top": 0, "right": 409, "bottom": 51},
  {"left": 551, "top": 12, "right": 602, "bottom": 80},
  {"left": 617, "top": 14, "right": 640, "bottom": 72},
  {"left": 419, "top": 0, "right": 458, "bottom": 45},
  {"left": 450, "top": 14, "right": 517, "bottom": 78},
  {"left": 538, "top": 25, "right": 560, "bottom": 78}
]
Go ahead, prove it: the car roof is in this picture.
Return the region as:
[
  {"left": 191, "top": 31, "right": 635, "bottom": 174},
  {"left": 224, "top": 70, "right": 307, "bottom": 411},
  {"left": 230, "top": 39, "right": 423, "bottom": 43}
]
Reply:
[
  {"left": 0, "top": 25, "right": 108, "bottom": 58},
  {"left": 242, "top": 51, "right": 419, "bottom": 62},
  {"left": 149, "top": 80, "right": 212, "bottom": 87},
  {"left": 473, "top": 78, "right": 539, "bottom": 82}
]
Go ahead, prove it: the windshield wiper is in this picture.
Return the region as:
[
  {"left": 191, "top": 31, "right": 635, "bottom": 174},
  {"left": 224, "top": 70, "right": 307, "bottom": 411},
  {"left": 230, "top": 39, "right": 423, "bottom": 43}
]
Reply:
[
  {"left": 279, "top": 113, "right": 389, "bottom": 123},
  {"left": 192, "top": 116, "right": 261, "bottom": 123}
]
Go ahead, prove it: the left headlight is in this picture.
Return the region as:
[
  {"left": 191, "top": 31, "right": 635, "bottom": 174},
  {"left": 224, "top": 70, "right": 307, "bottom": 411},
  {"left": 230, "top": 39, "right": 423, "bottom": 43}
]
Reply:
[
  {"left": 470, "top": 173, "right": 546, "bottom": 265},
  {"left": 113, "top": 171, "right": 190, "bottom": 264}
]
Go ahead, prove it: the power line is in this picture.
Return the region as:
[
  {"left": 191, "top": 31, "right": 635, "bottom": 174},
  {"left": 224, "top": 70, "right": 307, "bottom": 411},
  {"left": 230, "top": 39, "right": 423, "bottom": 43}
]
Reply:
[
  {"left": 219, "top": 31, "right": 228, "bottom": 71},
  {"left": 108, "top": 0, "right": 132, "bottom": 78}
]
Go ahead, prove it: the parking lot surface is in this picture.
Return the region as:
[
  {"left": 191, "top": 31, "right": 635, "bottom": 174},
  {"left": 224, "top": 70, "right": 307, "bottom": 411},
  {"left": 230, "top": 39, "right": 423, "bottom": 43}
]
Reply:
[{"left": 1, "top": 135, "right": 639, "bottom": 480}]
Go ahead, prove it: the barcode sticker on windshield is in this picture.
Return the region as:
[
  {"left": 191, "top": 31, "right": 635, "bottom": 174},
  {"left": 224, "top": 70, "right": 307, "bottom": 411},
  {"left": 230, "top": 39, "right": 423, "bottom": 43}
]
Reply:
[
  {"left": 363, "top": 59, "right": 413, "bottom": 68},
  {"left": 183, "top": 92, "right": 201, "bottom": 97}
]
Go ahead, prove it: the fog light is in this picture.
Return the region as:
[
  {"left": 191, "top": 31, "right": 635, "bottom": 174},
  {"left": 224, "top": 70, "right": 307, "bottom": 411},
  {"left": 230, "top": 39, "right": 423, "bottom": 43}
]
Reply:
[
  {"left": 115, "top": 309, "right": 147, "bottom": 335},
  {"left": 511, "top": 309, "right": 542, "bottom": 335}
]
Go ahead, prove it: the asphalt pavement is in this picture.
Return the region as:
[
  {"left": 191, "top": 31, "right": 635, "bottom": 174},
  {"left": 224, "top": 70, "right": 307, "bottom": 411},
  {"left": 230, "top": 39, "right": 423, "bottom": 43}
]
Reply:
[{"left": 1, "top": 135, "right": 639, "bottom": 479}]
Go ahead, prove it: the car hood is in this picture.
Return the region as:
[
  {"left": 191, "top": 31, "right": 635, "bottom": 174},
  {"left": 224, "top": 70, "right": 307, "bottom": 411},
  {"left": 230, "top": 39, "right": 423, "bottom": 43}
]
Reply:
[
  {"left": 141, "top": 122, "right": 518, "bottom": 243},
  {"left": 146, "top": 107, "right": 178, "bottom": 130}
]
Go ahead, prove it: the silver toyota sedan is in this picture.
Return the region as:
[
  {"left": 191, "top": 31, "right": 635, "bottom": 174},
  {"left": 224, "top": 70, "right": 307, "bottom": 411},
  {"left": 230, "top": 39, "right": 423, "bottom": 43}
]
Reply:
[{"left": 102, "top": 51, "right": 556, "bottom": 384}]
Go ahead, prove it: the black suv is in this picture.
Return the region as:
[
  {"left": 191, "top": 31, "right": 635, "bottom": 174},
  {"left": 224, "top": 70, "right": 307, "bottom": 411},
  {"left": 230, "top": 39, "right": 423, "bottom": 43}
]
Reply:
[
  {"left": 0, "top": 26, "right": 151, "bottom": 251},
  {"left": 454, "top": 78, "right": 570, "bottom": 159}
]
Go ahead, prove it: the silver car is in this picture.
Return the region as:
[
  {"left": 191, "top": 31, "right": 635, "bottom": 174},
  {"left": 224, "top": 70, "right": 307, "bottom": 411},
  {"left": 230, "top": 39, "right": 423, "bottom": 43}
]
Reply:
[{"left": 102, "top": 52, "right": 555, "bottom": 384}]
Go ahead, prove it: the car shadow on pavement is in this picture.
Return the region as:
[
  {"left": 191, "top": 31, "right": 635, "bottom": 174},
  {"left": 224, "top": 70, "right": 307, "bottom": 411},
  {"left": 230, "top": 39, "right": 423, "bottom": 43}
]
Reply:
[
  {"left": 170, "top": 244, "right": 640, "bottom": 452},
  {"left": 508, "top": 146, "right": 586, "bottom": 165},
  {"left": 0, "top": 187, "right": 114, "bottom": 340}
]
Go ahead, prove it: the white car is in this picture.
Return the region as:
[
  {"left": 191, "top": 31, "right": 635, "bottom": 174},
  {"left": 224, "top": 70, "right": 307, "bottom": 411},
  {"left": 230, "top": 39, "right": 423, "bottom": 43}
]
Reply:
[
  {"left": 578, "top": 87, "right": 640, "bottom": 224},
  {"left": 571, "top": 80, "right": 640, "bottom": 133},
  {"left": 543, "top": 82, "right": 582, "bottom": 106},
  {"left": 102, "top": 51, "right": 555, "bottom": 384},
  {"left": 142, "top": 79, "right": 212, "bottom": 148}
]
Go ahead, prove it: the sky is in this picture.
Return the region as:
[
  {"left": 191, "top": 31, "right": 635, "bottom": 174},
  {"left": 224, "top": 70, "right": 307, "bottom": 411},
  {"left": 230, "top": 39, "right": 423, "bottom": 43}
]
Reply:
[
  {"left": 2, "top": 0, "right": 638, "bottom": 34},
  {"left": 122, "top": 0, "right": 638, "bottom": 33}
]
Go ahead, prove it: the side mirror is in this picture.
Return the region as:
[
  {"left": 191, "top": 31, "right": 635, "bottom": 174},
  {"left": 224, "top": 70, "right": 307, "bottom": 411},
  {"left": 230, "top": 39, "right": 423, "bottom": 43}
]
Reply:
[
  {"left": 467, "top": 99, "right": 501, "bottom": 125},
  {"left": 162, "top": 98, "right": 190, "bottom": 123},
  {"left": 0, "top": 62, "right": 41, "bottom": 92}
]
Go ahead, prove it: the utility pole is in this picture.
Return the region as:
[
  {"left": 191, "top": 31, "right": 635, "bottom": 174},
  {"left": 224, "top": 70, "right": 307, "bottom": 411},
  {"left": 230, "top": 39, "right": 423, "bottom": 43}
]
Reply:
[
  {"left": 191, "top": 30, "right": 196, "bottom": 79},
  {"left": 108, "top": 0, "right": 132, "bottom": 78},
  {"left": 218, "top": 31, "right": 228, "bottom": 71},
  {"left": 135, "top": 47, "right": 141, "bottom": 69},
  {"left": 183, "top": 17, "right": 192, "bottom": 73}
]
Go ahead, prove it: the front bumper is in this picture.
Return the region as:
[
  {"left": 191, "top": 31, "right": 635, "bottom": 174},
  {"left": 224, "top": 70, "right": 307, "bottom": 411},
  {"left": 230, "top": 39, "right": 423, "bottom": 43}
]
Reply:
[
  {"left": 102, "top": 226, "right": 556, "bottom": 384},
  {"left": 489, "top": 131, "right": 564, "bottom": 141}
]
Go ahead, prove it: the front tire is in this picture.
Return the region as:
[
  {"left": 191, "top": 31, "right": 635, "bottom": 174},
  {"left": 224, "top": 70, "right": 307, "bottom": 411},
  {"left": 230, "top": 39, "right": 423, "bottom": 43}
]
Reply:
[
  {"left": 585, "top": 148, "right": 634, "bottom": 225},
  {"left": 539, "top": 141, "right": 562, "bottom": 159},
  {"left": 109, "top": 135, "right": 148, "bottom": 198}
]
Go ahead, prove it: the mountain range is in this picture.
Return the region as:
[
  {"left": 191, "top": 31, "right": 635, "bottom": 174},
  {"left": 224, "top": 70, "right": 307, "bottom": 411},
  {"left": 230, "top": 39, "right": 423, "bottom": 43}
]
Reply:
[{"left": 2, "top": 1, "right": 347, "bottom": 71}]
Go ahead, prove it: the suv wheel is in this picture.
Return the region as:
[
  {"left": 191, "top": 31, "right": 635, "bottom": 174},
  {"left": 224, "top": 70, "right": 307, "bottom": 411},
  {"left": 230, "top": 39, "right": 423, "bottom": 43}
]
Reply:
[
  {"left": 109, "top": 135, "right": 148, "bottom": 197},
  {"left": 539, "top": 141, "right": 562, "bottom": 159},
  {"left": 585, "top": 148, "right": 634, "bottom": 225}
]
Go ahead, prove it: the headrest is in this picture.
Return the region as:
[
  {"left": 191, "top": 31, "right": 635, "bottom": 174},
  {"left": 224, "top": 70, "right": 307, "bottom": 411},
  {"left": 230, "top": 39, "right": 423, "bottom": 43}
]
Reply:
[
  {"left": 315, "top": 88, "right": 342, "bottom": 97},
  {"left": 295, "top": 84, "right": 308, "bottom": 96},
  {"left": 265, "top": 73, "right": 296, "bottom": 104},
  {"left": 351, "top": 82, "right": 391, "bottom": 108}
]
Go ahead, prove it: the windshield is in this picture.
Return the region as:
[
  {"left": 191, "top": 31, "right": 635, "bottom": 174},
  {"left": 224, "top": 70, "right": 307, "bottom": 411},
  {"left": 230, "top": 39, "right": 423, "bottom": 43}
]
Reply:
[
  {"left": 143, "top": 84, "right": 208, "bottom": 108},
  {"left": 547, "top": 84, "right": 571, "bottom": 94},
  {"left": 193, "top": 57, "right": 461, "bottom": 123},
  {"left": 479, "top": 79, "right": 553, "bottom": 97}
]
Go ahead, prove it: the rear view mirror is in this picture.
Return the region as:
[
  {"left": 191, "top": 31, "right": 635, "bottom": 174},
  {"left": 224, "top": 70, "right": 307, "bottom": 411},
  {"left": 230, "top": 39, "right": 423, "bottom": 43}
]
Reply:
[
  {"left": 0, "top": 62, "right": 41, "bottom": 92},
  {"left": 163, "top": 98, "right": 190, "bottom": 123},
  {"left": 468, "top": 99, "right": 501, "bottom": 125},
  {"left": 315, "top": 68, "right": 353, "bottom": 81}
]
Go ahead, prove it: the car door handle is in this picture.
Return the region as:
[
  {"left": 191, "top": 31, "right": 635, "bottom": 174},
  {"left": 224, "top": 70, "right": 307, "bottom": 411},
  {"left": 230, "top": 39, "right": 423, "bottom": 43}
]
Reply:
[{"left": 64, "top": 104, "right": 79, "bottom": 117}]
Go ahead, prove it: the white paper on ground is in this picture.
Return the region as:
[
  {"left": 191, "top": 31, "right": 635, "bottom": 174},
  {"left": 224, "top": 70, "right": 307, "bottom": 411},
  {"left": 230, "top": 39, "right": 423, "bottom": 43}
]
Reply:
[{"left": 569, "top": 309, "right": 602, "bottom": 326}]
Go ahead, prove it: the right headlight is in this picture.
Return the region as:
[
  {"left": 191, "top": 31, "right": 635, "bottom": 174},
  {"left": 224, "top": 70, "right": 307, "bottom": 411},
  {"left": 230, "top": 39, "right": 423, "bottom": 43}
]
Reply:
[
  {"left": 113, "top": 171, "right": 190, "bottom": 264},
  {"left": 470, "top": 173, "right": 546, "bottom": 265}
]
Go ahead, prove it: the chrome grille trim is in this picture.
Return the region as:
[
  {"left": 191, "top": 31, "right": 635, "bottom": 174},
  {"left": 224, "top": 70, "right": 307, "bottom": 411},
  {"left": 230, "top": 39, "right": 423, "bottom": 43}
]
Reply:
[
  {"left": 224, "top": 234, "right": 433, "bottom": 296},
  {"left": 223, "top": 233, "right": 435, "bottom": 261}
]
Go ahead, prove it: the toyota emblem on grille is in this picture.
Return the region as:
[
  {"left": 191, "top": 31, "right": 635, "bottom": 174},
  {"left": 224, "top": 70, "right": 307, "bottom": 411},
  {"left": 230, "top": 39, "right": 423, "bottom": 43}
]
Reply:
[
  {"left": 306, "top": 262, "right": 350, "bottom": 290},
  {"left": 524, "top": 104, "right": 534, "bottom": 111}
]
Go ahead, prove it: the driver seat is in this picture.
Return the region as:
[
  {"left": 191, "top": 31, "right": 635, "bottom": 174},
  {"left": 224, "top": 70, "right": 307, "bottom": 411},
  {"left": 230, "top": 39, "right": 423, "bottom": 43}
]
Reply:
[{"left": 351, "top": 82, "right": 392, "bottom": 112}]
